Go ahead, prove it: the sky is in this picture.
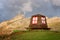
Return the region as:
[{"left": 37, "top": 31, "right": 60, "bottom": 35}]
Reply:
[{"left": 0, "top": 0, "right": 60, "bottom": 22}]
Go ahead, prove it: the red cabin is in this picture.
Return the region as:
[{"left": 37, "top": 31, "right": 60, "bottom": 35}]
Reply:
[{"left": 29, "top": 14, "right": 50, "bottom": 30}]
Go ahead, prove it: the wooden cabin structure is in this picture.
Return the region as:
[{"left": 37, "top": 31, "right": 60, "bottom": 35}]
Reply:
[{"left": 29, "top": 14, "right": 50, "bottom": 30}]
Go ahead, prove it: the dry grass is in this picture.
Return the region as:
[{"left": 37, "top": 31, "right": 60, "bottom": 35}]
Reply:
[{"left": 0, "top": 14, "right": 60, "bottom": 35}]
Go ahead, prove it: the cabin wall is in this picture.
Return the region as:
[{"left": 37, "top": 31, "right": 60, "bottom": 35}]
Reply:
[{"left": 29, "top": 15, "right": 48, "bottom": 29}]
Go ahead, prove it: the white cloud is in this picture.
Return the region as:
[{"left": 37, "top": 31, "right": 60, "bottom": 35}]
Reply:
[
  {"left": 52, "top": 0, "right": 60, "bottom": 6},
  {"left": 22, "top": 0, "right": 32, "bottom": 12},
  {"left": 44, "top": 0, "right": 49, "bottom": 2},
  {"left": 0, "top": 3, "right": 4, "bottom": 9}
]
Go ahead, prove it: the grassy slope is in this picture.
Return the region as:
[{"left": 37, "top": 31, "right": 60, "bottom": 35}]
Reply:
[
  {"left": 11, "top": 30, "right": 60, "bottom": 40},
  {"left": 47, "top": 17, "right": 60, "bottom": 31},
  {"left": 48, "top": 22, "right": 60, "bottom": 31}
]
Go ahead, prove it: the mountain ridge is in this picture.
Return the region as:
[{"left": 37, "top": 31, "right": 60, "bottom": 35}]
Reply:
[{"left": 0, "top": 14, "right": 60, "bottom": 33}]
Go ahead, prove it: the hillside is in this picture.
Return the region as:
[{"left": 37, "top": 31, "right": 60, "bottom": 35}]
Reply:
[
  {"left": 0, "top": 14, "right": 30, "bottom": 35},
  {"left": 0, "top": 30, "right": 60, "bottom": 40},
  {"left": 47, "top": 17, "right": 60, "bottom": 31},
  {"left": 0, "top": 14, "right": 60, "bottom": 35},
  {"left": 9, "top": 30, "right": 60, "bottom": 40}
]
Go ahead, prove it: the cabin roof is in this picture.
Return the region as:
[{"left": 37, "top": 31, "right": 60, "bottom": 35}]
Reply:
[{"left": 32, "top": 14, "right": 45, "bottom": 17}]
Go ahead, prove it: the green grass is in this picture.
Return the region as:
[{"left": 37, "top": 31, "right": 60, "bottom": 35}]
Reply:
[
  {"left": 11, "top": 30, "right": 60, "bottom": 40},
  {"left": 13, "top": 30, "right": 21, "bottom": 33}
]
